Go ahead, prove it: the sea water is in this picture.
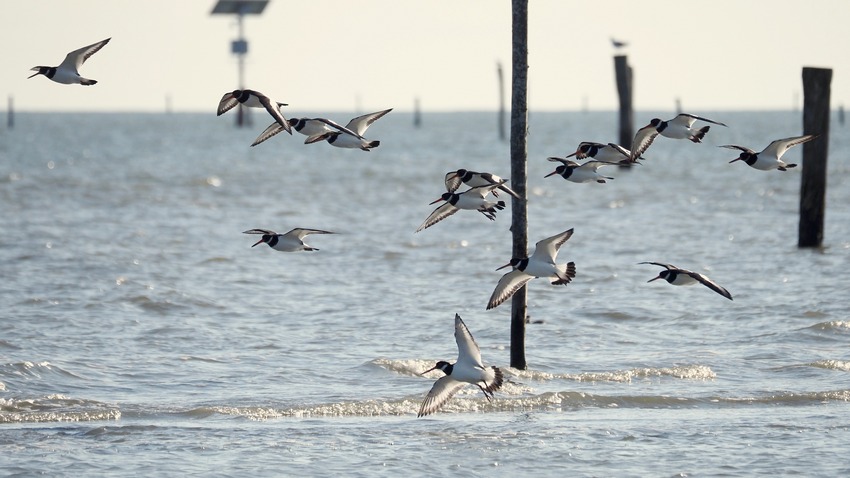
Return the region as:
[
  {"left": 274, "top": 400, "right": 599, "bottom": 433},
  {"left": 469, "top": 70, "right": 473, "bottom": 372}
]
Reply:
[{"left": 1, "top": 111, "right": 849, "bottom": 476}]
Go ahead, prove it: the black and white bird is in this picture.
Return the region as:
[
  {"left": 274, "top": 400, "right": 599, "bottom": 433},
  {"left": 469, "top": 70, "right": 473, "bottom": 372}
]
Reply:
[
  {"left": 640, "top": 262, "right": 732, "bottom": 300},
  {"left": 444, "top": 169, "right": 520, "bottom": 199},
  {"left": 720, "top": 134, "right": 819, "bottom": 171},
  {"left": 28, "top": 38, "right": 111, "bottom": 86},
  {"left": 217, "top": 89, "right": 292, "bottom": 134},
  {"left": 252, "top": 117, "right": 333, "bottom": 147},
  {"left": 243, "top": 228, "right": 335, "bottom": 252},
  {"left": 418, "top": 314, "right": 504, "bottom": 417},
  {"left": 252, "top": 109, "right": 391, "bottom": 147},
  {"left": 487, "top": 228, "right": 577, "bottom": 310},
  {"left": 628, "top": 114, "right": 727, "bottom": 162},
  {"left": 416, "top": 182, "right": 507, "bottom": 233},
  {"left": 544, "top": 157, "right": 621, "bottom": 184},
  {"left": 305, "top": 108, "right": 393, "bottom": 151},
  {"left": 563, "top": 141, "right": 634, "bottom": 164},
  {"left": 651, "top": 114, "right": 727, "bottom": 143}
]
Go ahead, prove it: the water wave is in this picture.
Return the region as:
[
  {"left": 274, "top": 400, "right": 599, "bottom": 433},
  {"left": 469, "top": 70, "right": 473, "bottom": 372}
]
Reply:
[
  {"left": 0, "top": 395, "right": 121, "bottom": 423},
  {"left": 179, "top": 387, "right": 850, "bottom": 421},
  {"left": 369, "top": 358, "right": 716, "bottom": 383}
]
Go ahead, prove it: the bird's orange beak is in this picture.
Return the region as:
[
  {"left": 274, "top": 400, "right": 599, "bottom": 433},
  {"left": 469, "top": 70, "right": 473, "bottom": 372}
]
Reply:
[
  {"left": 544, "top": 170, "right": 558, "bottom": 178},
  {"left": 251, "top": 239, "right": 265, "bottom": 247},
  {"left": 428, "top": 197, "right": 445, "bottom": 205},
  {"left": 495, "top": 262, "right": 512, "bottom": 271}
]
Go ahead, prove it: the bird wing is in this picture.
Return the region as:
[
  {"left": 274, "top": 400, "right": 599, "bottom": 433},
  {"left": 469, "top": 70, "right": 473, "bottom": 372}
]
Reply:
[
  {"left": 251, "top": 122, "right": 288, "bottom": 147},
  {"left": 487, "top": 269, "right": 535, "bottom": 310},
  {"left": 547, "top": 156, "right": 580, "bottom": 167},
  {"left": 763, "top": 134, "right": 819, "bottom": 159},
  {"left": 580, "top": 159, "right": 618, "bottom": 171},
  {"left": 639, "top": 261, "right": 675, "bottom": 270},
  {"left": 674, "top": 113, "right": 727, "bottom": 127},
  {"left": 287, "top": 228, "right": 336, "bottom": 240},
  {"left": 683, "top": 270, "right": 733, "bottom": 300},
  {"left": 718, "top": 144, "right": 756, "bottom": 154},
  {"left": 571, "top": 142, "right": 605, "bottom": 159},
  {"left": 444, "top": 171, "right": 463, "bottom": 193},
  {"left": 497, "top": 182, "right": 520, "bottom": 199},
  {"left": 315, "top": 118, "right": 363, "bottom": 138},
  {"left": 453, "top": 314, "right": 483, "bottom": 368},
  {"left": 217, "top": 92, "right": 239, "bottom": 116},
  {"left": 243, "top": 228, "right": 277, "bottom": 235},
  {"left": 530, "top": 228, "right": 574, "bottom": 263},
  {"left": 256, "top": 93, "right": 292, "bottom": 133},
  {"left": 60, "top": 38, "right": 110, "bottom": 71},
  {"left": 415, "top": 202, "right": 459, "bottom": 232},
  {"left": 418, "top": 375, "right": 466, "bottom": 417},
  {"left": 344, "top": 108, "right": 393, "bottom": 136},
  {"left": 606, "top": 143, "right": 634, "bottom": 162},
  {"left": 466, "top": 181, "right": 506, "bottom": 199},
  {"left": 629, "top": 125, "right": 659, "bottom": 162}
]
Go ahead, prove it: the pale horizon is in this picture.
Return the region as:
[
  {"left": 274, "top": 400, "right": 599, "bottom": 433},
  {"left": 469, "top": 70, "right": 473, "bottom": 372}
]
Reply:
[{"left": 3, "top": 1, "right": 849, "bottom": 114}]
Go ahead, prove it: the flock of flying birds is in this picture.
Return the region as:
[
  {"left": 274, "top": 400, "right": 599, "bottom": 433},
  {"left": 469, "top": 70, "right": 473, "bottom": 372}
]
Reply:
[{"left": 30, "top": 38, "right": 821, "bottom": 417}]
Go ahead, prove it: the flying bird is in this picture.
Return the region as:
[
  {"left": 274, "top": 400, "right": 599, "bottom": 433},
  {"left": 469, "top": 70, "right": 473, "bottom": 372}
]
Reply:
[
  {"left": 243, "top": 228, "right": 335, "bottom": 252},
  {"left": 563, "top": 142, "right": 634, "bottom": 164},
  {"left": 416, "top": 182, "right": 507, "bottom": 233},
  {"left": 418, "top": 314, "right": 503, "bottom": 417},
  {"left": 217, "top": 89, "right": 292, "bottom": 135},
  {"left": 720, "top": 134, "right": 819, "bottom": 171},
  {"left": 305, "top": 108, "right": 393, "bottom": 151},
  {"left": 628, "top": 114, "right": 728, "bottom": 162},
  {"left": 252, "top": 109, "right": 392, "bottom": 147},
  {"left": 640, "top": 262, "right": 732, "bottom": 300},
  {"left": 28, "top": 38, "right": 111, "bottom": 86},
  {"left": 651, "top": 114, "right": 728, "bottom": 143},
  {"left": 487, "top": 228, "right": 577, "bottom": 309},
  {"left": 544, "top": 158, "right": 622, "bottom": 184},
  {"left": 444, "top": 169, "right": 520, "bottom": 199}
]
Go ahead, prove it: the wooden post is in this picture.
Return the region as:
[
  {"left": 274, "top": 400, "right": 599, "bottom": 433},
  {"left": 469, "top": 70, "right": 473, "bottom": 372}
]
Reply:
[
  {"left": 614, "top": 55, "right": 633, "bottom": 149},
  {"left": 7, "top": 95, "right": 13, "bottom": 129},
  {"left": 799, "top": 67, "right": 831, "bottom": 248},
  {"left": 414, "top": 97, "right": 422, "bottom": 128},
  {"left": 509, "top": 0, "right": 529, "bottom": 370},
  {"left": 497, "top": 62, "right": 506, "bottom": 141}
]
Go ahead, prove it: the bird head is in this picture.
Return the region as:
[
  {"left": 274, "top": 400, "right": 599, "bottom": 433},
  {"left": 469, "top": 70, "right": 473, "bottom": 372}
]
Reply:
[
  {"left": 496, "top": 258, "right": 522, "bottom": 271},
  {"left": 429, "top": 193, "right": 452, "bottom": 205},
  {"left": 647, "top": 270, "right": 670, "bottom": 283},
  {"left": 251, "top": 235, "right": 272, "bottom": 247},
  {"left": 421, "top": 361, "right": 452, "bottom": 376},
  {"left": 28, "top": 66, "right": 49, "bottom": 79},
  {"left": 544, "top": 165, "right": 567, "bottom": 178}
]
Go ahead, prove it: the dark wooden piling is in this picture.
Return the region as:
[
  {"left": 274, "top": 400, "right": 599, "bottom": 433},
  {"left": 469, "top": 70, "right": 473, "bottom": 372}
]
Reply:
[
  {"left": 614, "top": 55, "right": 633, "bottom": 149},
  {"left": 509, "top": 0, "right": 529, "bottom": 370},
  {"left": 497, "top": 62, "right": 506, "bottom": 141},
  {"left": 414, "top": 97, "right": 422, "bottom": 128},
  {"left": 799, "top": 67, "right": 832, "bottom": 248}
]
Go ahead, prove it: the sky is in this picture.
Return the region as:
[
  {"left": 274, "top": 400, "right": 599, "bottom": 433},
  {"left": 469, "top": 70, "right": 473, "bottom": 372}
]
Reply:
[{"left": 3, "top": 0, "right": 849, "bottom": 113}]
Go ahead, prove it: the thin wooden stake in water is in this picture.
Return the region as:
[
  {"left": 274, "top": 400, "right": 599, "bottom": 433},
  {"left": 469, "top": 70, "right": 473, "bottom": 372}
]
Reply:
[
  {"left": 497, "top": 62, "right": 506, "bottom": 141},
  {"left": 799, "top": 67, "right": 832, "bottom": 248},
  {"left": 509, "top": 0, "right": 529, "bottom": 370},
  {"left": 7, "top": 95, "right": 13, "bottom": 129},
  {"left": 614, "top": 55, "right": 633, "bottom": 152}
]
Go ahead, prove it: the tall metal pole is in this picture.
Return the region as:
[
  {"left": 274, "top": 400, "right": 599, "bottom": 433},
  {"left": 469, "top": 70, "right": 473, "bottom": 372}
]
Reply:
[{"left": 509, "top": 0, "right": 529, "bottom": 370}]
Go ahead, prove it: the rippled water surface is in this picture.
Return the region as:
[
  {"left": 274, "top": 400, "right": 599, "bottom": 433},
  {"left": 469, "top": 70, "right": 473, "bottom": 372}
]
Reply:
[{"left": 2, "top": 111, "right": 849, "bottom": 476}]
